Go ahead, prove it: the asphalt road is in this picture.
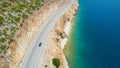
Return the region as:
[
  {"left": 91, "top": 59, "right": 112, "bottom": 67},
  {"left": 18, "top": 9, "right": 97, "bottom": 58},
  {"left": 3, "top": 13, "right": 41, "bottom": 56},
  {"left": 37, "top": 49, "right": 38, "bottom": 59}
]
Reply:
[{"left": 20, "top": 0, "right": 74, "bottom": 68}]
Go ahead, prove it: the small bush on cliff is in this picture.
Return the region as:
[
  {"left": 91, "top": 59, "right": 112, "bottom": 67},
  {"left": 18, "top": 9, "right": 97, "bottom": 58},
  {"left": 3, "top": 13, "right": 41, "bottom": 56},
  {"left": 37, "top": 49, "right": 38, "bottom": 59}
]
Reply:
[
  {"left": 52, "top": 58, "right": 60, "bottom": 68},
  {"left": 44, "top": 65, "right": 48, "bottom": 68}
]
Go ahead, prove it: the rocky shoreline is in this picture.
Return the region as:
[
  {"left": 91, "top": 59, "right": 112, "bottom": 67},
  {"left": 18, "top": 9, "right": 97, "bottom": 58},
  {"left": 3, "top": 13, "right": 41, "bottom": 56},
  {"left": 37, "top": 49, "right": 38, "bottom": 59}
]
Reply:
[
  {"left": 61, "top": 21, "right": 71, "bottom": 49},
  {"left": 40, "top": 0, "right": 79, "bottom": 68},
  {"left": 0, "top": 0, "right": 79, "bottom": 68}
]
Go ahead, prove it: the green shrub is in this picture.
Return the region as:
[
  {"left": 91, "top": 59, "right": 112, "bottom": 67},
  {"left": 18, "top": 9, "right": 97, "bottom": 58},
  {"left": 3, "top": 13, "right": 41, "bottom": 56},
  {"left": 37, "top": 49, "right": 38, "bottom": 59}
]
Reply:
[
  {"left": 0, "top": 16, "right": 4, "bottom": 24},
  {"left": 52, "top": 58, "right": 60, "bottom": 68},
  {"left": 44, "top": 65, "right": 48, "bottom": 68},
  {"left": 22, "top": 14, "right": 28, "bottom": 19},
  {"left": 0, "top": 38, "right": 6, "bottom": 43}
]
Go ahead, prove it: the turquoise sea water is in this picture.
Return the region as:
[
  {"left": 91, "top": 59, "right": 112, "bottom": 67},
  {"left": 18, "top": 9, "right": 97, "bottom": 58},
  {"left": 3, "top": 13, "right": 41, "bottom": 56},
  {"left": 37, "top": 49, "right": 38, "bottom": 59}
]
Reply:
[{"left": 64, "top": 0, "right": 120, "bottom": 68}]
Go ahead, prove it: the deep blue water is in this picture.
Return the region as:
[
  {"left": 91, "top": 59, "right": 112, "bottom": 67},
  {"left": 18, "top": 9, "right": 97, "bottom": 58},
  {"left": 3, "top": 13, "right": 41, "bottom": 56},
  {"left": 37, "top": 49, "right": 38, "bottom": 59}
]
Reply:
[{"left": 66, "top": 0, "right": 120, "bottom": 68}]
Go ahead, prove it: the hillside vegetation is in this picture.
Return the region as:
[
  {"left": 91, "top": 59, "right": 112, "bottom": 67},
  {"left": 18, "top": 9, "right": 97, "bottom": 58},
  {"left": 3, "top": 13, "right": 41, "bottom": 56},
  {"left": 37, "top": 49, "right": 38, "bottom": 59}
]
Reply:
[{"left": 0, "top": 0, "right": 44, "bottom": 54}]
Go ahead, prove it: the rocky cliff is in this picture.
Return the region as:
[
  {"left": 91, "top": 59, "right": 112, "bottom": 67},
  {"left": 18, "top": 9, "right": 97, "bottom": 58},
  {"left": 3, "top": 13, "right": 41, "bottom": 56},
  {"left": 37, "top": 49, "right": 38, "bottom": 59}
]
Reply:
[{"left": 0, "top": 0, "right": 79, "bottom": 68}]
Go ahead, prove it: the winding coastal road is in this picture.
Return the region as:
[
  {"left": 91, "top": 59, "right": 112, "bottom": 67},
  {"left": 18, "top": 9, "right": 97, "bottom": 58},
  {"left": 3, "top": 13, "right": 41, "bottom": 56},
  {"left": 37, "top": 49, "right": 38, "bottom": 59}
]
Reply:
[{"left": 20, "top": 0, "right": 74, "bottom": 68}]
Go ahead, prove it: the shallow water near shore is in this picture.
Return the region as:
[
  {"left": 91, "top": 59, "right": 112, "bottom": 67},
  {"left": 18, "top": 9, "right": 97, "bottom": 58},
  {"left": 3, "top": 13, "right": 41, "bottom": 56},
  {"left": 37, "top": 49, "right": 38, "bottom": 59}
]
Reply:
[{"left": 64, "top": 0, "right": 120, "bottom": 68}]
